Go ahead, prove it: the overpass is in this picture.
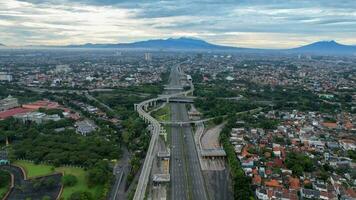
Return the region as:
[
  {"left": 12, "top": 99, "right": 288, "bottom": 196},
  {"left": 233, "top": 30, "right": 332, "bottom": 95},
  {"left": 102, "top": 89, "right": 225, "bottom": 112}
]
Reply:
[
  {"left": 200, "top": 149, "right": 226, "bottom": 157},
  {"left": 157, "top": 96, "right": 196, "bottom": 103},
  {"left": 158, "top": 117, "right": 214, "bottom": 126}
]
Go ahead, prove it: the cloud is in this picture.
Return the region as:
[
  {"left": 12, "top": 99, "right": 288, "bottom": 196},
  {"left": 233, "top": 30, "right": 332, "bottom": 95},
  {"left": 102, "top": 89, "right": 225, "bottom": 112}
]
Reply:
[{"left": 1, "top": 0, "right": 356, "bottom": 47}]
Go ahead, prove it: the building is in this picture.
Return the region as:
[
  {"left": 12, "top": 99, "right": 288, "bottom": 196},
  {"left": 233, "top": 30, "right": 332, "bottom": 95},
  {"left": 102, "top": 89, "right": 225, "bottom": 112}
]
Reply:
[
  {"left": 144, "top": 53, "right": 152, "bottom": 61},
  {"left": 0, "top": 95, "right": 19, "bottom": 111},
  {"left": 22, "top": 100, "right": 59, "bottom": 110},
  {"left": 14, "top": 112, "right": 61, "bottom": 124},
  {"left": 75, "top": 120, "right": 97, "bottom": 136},
  {"left": 0, "top": 107, "right": 34, "bottom": 120},
  {"left": 0, "top": 72, "right": 13, "bottom": 82},
  {"left": 54, "top": 64, "right": 71, "bottom": 73}
]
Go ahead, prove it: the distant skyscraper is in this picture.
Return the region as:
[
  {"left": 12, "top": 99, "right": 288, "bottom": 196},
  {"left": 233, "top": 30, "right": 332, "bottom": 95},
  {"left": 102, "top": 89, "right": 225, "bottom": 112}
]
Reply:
[{"left": 144, "top": 53, "right": 152, "bottom": 61}]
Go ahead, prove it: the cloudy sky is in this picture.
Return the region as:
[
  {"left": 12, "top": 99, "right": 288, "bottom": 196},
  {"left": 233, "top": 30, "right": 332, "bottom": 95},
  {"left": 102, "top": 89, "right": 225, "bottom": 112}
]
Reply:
[{"left": 1, "top": 0, "right": 356, "bottom": 48}]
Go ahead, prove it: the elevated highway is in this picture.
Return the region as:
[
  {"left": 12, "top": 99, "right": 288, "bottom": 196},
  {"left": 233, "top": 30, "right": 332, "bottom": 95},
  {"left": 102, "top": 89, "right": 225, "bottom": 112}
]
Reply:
[{"left": 133, "top": 63, "right": 194, "bottom": 200}]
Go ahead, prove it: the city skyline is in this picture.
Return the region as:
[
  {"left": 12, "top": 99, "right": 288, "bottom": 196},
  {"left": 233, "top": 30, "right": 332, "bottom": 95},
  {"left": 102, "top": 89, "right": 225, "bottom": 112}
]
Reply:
[{"left": 1, "top": 0, "right": 356, "bottom": 48}]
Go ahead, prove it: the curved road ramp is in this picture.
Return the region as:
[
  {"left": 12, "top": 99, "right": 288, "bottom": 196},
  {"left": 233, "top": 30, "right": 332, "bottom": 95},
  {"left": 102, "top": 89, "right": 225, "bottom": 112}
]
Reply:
[{"left": 0, "top": 165, "right": 62, "bottom": 200}]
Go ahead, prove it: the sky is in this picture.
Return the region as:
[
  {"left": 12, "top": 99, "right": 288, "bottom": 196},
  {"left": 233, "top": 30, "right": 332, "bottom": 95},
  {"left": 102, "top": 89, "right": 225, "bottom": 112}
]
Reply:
[{"left": 1, "top": 0, "right": 356, "bottom": 48}]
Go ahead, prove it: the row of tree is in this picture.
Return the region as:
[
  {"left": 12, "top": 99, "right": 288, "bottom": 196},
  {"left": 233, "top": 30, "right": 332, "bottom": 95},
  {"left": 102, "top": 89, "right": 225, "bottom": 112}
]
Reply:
[{"left": 219, "top": 116, "right": 255, "bottom": 200}]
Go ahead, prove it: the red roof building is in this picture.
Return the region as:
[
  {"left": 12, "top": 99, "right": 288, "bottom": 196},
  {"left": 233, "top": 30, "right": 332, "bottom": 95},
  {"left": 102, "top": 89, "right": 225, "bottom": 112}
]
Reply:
[
  {"left": 22, "top": 100, "right": 59, "bottom": 110},
  {"left": 0, "top": 108, "right": 35, "bottom": 119}
]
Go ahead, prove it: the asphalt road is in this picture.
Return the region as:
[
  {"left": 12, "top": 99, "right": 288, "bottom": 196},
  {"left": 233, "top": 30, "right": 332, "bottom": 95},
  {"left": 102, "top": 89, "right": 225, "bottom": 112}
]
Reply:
[{"left": 169, "top": 64, "right": 208, "bottom": 200}]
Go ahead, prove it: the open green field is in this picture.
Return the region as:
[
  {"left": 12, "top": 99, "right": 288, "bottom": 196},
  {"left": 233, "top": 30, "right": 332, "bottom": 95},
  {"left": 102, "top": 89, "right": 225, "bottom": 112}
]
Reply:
[
  {"left": 14, "top": 160, "right": 104, "bottom": 200},
  {"left": 152, "top": 104, "right": 171, "bottom": 121}
]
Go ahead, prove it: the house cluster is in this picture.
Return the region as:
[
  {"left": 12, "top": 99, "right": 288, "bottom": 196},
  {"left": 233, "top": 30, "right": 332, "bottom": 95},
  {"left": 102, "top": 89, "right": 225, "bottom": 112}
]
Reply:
[
  {"left": 12, "top": 55, "right": 167, "bottom": 89},
  {"left": 229, "top": 110, "right": 356, "bottom": 200},
  {"left": 71, "top": 100, "right": 119, "bottom": 125}
]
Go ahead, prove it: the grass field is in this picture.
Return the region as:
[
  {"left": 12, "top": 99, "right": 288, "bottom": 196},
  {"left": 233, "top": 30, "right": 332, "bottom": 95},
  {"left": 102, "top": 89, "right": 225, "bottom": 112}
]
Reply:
[
  {"left": 14, "top": 160, "right": 104, "bottom": 200},
  {"left": 152, "top": 104, "right": 171, "bottom": 121}
]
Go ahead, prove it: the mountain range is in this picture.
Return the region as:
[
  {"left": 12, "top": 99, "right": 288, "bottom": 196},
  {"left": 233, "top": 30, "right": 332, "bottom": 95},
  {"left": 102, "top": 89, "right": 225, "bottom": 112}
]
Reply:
[
  {"left": 64, "top": 37, "right": 241, "bottom": 50},
  {"left": 2, "top": 38, "right": 356, "bottom": 54},
  {"left": 290, "top": 40, "right": 356, "bottom": 54},
  {"left": 62, "top": 38, "right": 356, "bottom": 55}
]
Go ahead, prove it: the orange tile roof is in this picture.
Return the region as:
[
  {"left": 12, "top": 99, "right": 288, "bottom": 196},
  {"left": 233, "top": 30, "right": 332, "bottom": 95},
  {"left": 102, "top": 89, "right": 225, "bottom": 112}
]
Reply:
[
  {"left": 252, "top": 168, "right": 258, "bottom": 175},
  {"left": 265, "top": 179, "right": 281, "bottom": 188},
  {"left": 289, "top": 177, "right": 300, "bottom": 189},
  {"left": 0, "top": 108, "right": 35, "bottom": 119},
  {"left": 345, "top": 121, "right": 353, "bottom": 130},
  {"left": 253, "top": 175, "right": 262, "bottom": 185},
  {"left": 322, "top": 122, "right": 337, "bottom": 129},
  {"left": 346, "top": 188, "right": 356, "bottom": 198}
]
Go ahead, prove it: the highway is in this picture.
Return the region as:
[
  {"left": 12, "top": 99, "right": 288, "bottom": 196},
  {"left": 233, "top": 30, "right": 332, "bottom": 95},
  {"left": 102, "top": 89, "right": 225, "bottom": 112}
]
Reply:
[
  {"left": 133, "top": 62, "right": 194, "bottom": 200},
  {"left": 168, "top": 65, "right": 208, "bottom": 200}
]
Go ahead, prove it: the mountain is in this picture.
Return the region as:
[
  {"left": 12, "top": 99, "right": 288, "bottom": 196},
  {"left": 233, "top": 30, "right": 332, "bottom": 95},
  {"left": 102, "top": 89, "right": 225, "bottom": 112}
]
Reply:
[
  {"left": 63, "top": 37, "right": 243, "bottom": 51},
  {"left": 24, "top": 38, "right": 356, "bottom": 55},
  {"left": 291, "top": 40, "right": 356, "bottom": 54},
  {"left": 0, "top": 43, "right": 5, "bottom": 47}
]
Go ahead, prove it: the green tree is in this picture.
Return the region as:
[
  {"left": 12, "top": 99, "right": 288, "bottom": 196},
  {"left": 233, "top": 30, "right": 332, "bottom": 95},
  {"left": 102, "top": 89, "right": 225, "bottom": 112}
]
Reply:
[
  {"left": 62, "top": 175, "right": 78, "bottom": 187},
  {"left": 68, "top": 191, "right": 93, "bottom": 200}
]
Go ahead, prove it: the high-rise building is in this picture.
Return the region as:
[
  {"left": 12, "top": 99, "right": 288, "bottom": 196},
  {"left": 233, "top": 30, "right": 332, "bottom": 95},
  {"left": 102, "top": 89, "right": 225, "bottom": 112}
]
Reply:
[
  {"left": 0, "top": 95, "right": 19, "bottom": 111},
  {"left": 144, "top": 53, "right": 152, "bottom": 61}
]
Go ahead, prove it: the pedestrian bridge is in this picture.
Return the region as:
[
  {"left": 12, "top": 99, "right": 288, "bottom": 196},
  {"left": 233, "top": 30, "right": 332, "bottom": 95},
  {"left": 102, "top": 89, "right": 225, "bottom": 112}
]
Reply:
[
  {"left": 200, "top": 149, "right": 226, "bottom": 157},
  {"left": 159, "top": 118, "right": 213, "bottom": 126}
]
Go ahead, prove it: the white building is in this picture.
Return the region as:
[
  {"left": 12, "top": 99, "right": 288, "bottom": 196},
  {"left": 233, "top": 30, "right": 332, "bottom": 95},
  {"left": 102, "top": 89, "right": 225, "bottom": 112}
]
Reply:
[
  {"left": 54, "top": 65, "right": 71, "bottom": 73},
  {"left": 0, "top": 72, "right": 13, "bottom": 82},
  {"left": 15, "top": 112, "right": 61, "bottom": 124},
  {"left": 75, "top": 120, "right": 97, "bottom": 136},
  {"left": 0, "top": 95, "right": 19, "bottom": 111}
]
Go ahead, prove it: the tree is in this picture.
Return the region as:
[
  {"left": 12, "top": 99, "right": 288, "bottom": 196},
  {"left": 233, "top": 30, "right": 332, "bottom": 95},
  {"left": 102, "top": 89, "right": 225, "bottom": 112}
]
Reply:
[
  {"left": 68, "top": 191, "right": 93, "bottom": 200},
  {"left": 86, "top": 161, "right": 110, "bottom": 187},
  {"left": 62, "top": 175, "right": 78, "bottom": 187},
  {"left": 42, "top": 196, "right": 51, "bottom": 200},
  {"left": 0, "top": 170, "right": 10, "bottom": 187}
]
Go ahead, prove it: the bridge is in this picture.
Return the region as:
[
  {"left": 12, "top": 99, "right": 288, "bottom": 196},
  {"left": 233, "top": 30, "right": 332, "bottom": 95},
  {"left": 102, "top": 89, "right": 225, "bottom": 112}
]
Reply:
[
  {"left": 158, "top": 117, "right": 214, "bottom": 126},
  {"left": 200, "top": 149, "right": 226, "bottom": 157},
  {"left": 157, "top": 96, "right": 196, "bottom": 103},
  {"left": 164, "top": 86, "right": 183, "bottom": 90}
]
